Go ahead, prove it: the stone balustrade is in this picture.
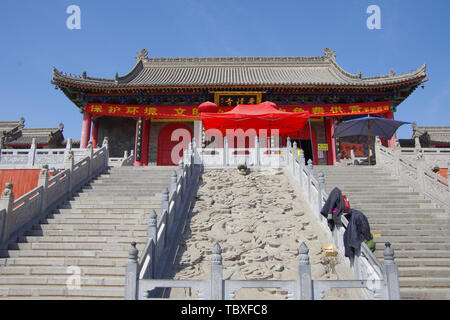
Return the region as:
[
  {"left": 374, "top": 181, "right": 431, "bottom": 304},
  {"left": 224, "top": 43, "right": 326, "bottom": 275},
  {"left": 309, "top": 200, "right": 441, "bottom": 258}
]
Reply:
[
  {"left": 375, "top": 136, "right": 449, "bottom": 210},
  {"left": 0, "top": 138, "right": 109, "bottom": 249}
]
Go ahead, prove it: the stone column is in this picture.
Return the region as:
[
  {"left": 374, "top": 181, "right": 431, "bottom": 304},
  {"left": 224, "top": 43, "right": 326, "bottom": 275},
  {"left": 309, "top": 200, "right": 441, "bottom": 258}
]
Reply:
[
  {"left": 325, "top": 117, "right": 337, "bottom": 165},
  {"left": 80, "top": 112, "right": 92, "bottom": 149}
]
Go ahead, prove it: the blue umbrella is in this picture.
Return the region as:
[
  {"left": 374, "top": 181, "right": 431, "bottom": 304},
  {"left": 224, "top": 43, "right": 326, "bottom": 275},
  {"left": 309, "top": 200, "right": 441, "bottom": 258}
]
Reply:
[{"left": 332, "top": 116, "right": 411, "bottom": 165}]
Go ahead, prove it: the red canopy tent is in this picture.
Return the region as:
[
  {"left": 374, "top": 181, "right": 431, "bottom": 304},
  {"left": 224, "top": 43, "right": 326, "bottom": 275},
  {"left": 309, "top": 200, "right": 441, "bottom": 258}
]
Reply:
[{"left": 200, "top": 101, "right": 310, "bottom": 136}]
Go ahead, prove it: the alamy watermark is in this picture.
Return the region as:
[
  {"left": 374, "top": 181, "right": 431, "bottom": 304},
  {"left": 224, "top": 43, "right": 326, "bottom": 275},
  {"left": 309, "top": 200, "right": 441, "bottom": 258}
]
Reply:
[
  {"left": 366, "top": 5, "right": 381, "bottom": 30},
  {"left": 66, "top": 5, "right": 81, "bottom": 30},
  {"left": 66, "top": 266, "right": 82, "bottom": 290}
]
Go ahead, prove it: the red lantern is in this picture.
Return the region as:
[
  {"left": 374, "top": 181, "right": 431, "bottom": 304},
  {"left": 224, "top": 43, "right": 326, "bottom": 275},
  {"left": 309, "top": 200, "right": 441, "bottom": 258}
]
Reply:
[{"left": 198, "top": 101, "right": 218, "bottom": 113}]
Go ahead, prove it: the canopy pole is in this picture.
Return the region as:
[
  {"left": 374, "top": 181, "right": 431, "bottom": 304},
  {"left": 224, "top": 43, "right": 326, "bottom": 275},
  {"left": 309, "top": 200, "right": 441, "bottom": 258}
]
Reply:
[{"left": 308, "top": 118, "right": 315, "bottom": 165}]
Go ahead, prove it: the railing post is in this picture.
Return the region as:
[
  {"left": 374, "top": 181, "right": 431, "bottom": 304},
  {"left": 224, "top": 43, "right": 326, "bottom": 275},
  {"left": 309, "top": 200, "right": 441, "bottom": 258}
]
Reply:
[
  {"left": 223, "top": 136, "right": 228, "bottom": 166},
  {"left": 318, "top": 172, "right": 326, "bottom": 214},
  {"left": 392, "top": 139, "right": 401, "bottom": 175},
  {"left": 307, "top": 159, "right": 314, "bottom": 203},
  {"left": 147, "top": 210, "right": 157, "bottom": 279},
  {"left": 125, "top": 242, "right": 139, "bottom": 300},
  {"left": 85, "top": 141, "right": 94, "bottom": 177},
  {"left": 64, "top": 138, "right": 72, "bottom": 159},
  {"left": 292, "top": 141, "right": 297, "bottom": 174},
  {"left": 286, "top": 137, "right": 291, "bottom": 166},
  {"left": 383, "top": 242, "right": 400, "bottom": 300},
  {"left": 170, "top": 171, "right": 178, "bottom": 213},
  {"left": 102, "top": 136, "right": 109, "bottom": 168},
  {"left": 298, "top": 149, "right": 305, "bottom": 186},
  {"left": 161, "top": 188, "right": 169, "bottom": 217},
  {"left": 38, "top": 165, "right": 49, "bottom": 213},
  {"left": 298, "top": 242, "right": 313, "bottom": 300},
  {"left": 211, "top": 242, "right": 224, "bottom": 300},
  {"left": 255, "top": 135, "right": 260, "bottom": 167},
  {"left": 0, "top": 183, "right": 14, "bottom": 243},
  {"left": 65, "top": 151, "right": 74, "bottom": 194},
  {"left": 27, "top": 138, "right": 37, "bottom": 167}
]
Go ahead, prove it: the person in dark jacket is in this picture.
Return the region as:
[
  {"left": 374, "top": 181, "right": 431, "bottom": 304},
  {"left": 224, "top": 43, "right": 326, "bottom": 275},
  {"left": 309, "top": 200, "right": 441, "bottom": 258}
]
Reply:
[
  {"left": 320, "top": 187, "right": 345, "bottom": 231},
  {"left": 343, "top": 208, "right": 372, "bottom": 258}
]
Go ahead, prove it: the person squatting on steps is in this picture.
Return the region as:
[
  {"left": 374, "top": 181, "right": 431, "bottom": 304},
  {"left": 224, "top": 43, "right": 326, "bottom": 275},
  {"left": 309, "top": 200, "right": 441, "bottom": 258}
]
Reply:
[{"left": 320, "top": 187, "right": 372, "bottom": 258}]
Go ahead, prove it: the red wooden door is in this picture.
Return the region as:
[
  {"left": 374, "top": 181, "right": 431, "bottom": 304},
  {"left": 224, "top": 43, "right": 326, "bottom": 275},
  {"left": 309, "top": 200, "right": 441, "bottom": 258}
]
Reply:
[{"left": 157, "top": 123, "right": 192, "bottom": 166}]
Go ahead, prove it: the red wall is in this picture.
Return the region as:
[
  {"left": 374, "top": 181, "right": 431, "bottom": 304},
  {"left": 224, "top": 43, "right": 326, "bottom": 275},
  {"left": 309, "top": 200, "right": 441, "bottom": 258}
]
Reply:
[{"left": 0, "top": 170, "right": 40, "bottom": 200}]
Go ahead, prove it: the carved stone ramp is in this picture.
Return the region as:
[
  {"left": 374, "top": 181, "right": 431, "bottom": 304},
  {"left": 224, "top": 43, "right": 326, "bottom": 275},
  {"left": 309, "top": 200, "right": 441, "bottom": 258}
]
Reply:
[
  {"left": 167, "top": 167, "right": 364, "bottom": 300},
  {"left": 314, "top": 165, "right": 450, "bottom": 300},
  {"left": 0, "top": 166, "right": 175, "bottom": 299}
]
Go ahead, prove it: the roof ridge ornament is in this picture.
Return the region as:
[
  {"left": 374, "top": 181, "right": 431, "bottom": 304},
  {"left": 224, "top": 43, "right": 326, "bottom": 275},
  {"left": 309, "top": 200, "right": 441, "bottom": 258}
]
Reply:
[
  {"left": 136, "top": 48, "right": 149, "bottom": 61},
  {"left": 323, "top": 48, "right": 336, "bottom": 60},
  {"left": 390, "top": 69, "right": 395, "bottom": 77}
]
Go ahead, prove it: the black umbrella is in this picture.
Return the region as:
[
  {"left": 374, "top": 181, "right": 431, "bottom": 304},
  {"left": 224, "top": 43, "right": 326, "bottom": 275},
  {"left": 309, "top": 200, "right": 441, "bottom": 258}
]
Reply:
[{"left": 333, "top": 116, "right": 410, "bottom": 165}]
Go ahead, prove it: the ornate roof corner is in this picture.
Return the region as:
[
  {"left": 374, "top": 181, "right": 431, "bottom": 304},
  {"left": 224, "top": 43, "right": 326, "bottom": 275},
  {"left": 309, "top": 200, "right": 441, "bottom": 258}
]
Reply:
[
  {"left": 323, "top": 48, "right": 336, "bottom": 60},
  {"left": 59, "top": 123, "right": 64, "bottom": 130},
  {"left": 357, "top": 70, "right": 362, "bottom": 78},
  {"left": 115, "top": 72, "right": 119, "bottom": 84},
  {"left": 82, "top": 71, "right": 87, "bottom": 79},
  {"left": 135, "top": 48, "right": 149, "bottom": 62},
  {"left": 390, "top": 69, "right": 395, "bottom": 77}
]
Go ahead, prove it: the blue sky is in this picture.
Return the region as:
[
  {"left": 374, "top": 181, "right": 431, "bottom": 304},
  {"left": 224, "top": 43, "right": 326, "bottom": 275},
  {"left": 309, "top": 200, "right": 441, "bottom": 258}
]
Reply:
[{"left": 0, "top": 0, "right": 448, "bottom": 140}]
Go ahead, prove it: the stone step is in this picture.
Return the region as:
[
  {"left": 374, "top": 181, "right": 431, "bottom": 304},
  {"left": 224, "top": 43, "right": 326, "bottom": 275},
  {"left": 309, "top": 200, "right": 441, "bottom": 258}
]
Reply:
[
  {"left": 1, "top": 257, "right": 128, "bottom": 268},
  {"left": 368, "top": 220, "right": 444, "bottom": 227},
  {"left": 52, "top": 209, "right": 159, "bottom": 215},
  {"left": 19, "top": 236, "right": 145, "bottom": 245},
  {"left": 0, "top": 275, "right": 124, "bottom": 287},
  {"left": 85, "top": 184, "right": 171, "bottom": 190},
  {"left": 5, "top": 249, "right": 132, "bottom": 259},
  {"left": 9, "top": 242, "right": 146, "bottom": 252},
  {"left": 374, "top": 236, "right": 450, "bottom": 243},
  {"left": 24, "top": 229, "right": 147, "bottom": 238},
  {"left": 400, "top": 288, "right": 450, "bottom": 300},
  {"left": 58, "top": 203, "right": 162, "bottom": 209},
  {"left": 399, "top": 277, "right": 450, "bottom": 288},
  {"left": 0, "top": 265, "right": 127, "bottom": 276},
  {"left": 33, "top": 224, "right": 148, "bottom": 232},
  {"left": 350, "top": 199, "right": 432, "bottom": 205},
  {"left": 398, "top": 267, "right": 450, "bottom": 278},
  {"left": 395, "top": 258, "right": 450, "bottom": 267},
  {"left": 361, "top": 208, "right": 445, "bottom": 214},
  {"left": 40, "top": 217, "right": 147, "bottom": 225},
  {"left": 375, "top": 250, "right": 450, "bottom": 259},
  {"left": 0, "top": 286, "right": 124, "bottom": 299},
  {"left": 70, "top": 195, "right": 162, "bottom": 201},
  {"left": 371, "top": 230, "right": 448, "bottom": 237}
]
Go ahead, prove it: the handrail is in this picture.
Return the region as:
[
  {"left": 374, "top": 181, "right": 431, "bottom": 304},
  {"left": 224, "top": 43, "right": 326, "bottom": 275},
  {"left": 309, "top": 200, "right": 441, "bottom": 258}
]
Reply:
[
  {"left": 375, "top": 137, "right": 449, "bottom": 210},
  {"left": 0, "top": 138, "right": 110, "bottom": 249}
]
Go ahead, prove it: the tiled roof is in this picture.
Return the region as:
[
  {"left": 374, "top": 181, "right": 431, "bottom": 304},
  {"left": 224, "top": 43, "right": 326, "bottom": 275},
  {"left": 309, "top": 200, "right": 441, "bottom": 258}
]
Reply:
[
  {"left": 52, "top": 48, "right": 427, "bottom": 90},
  {"left": 413, "top": 125, "right": 450, "bottom": 143},
  {"left": 10, "top": 128, "right": 62, "bottom": 145}
]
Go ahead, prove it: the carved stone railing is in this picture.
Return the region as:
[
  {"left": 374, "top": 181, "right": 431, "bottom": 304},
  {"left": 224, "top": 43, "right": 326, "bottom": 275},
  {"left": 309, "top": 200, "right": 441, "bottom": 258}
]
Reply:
[
  {"left": 0, "top": 138, "right": 109, "bottom": 249},
  {"left": 283, "top": 138, "right": 399, "bottom": 300},
  {"left": 375, "top": 137, "right": 449, "bottom": 210},
  {"left": 0, "top": 138, "right": 100, "bottom": 170},
  {"left": 196, "top": 136, "right": 288, "bottom": 167},
  {"left": 109, "top": 150, "right": 134, "bottom": 167},
  {"left": 126, "top": 240, "right": 398, "bottom": 300},
  {"left": 125, "top": 141, "right": 201, "bottom": 300}
]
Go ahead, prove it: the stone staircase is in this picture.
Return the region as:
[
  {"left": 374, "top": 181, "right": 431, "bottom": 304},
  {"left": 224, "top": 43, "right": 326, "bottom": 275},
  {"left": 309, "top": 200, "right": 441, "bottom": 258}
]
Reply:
[
  {"left": 314, "top": 165, "right": 450, "bottom": 300},
  {"left": 0, "top": 166, "right": 175, "bottom": 299}
]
